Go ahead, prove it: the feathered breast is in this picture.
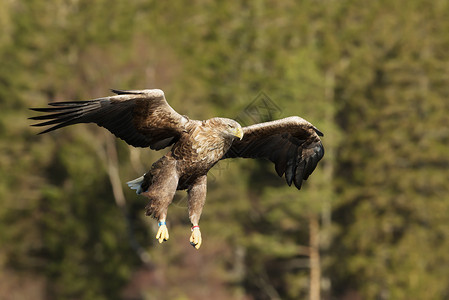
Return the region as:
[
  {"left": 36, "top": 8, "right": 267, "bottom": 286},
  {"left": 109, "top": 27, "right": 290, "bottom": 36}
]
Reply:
[{"left": 171, "top": 121, "right": 230, "bottom": 166}]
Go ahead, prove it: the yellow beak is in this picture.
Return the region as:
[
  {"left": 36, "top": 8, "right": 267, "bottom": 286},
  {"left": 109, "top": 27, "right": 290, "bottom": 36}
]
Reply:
[{"left": 234, "top": 127, "right": 244, "bottom": 140}]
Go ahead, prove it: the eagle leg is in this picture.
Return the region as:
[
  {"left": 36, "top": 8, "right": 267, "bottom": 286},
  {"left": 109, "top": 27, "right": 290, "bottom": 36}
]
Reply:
[
  {"left": 156, "top": 221, "right": 169, "bottom": 243},
  {"left": 187, "top": 175, "right": 207, "bottom": 249},
  {"left": 190, "top": 226, "right": 202, "bottom": 249},
  {"left": 140, "top": 157, "right": 179, "bottom": 244}
]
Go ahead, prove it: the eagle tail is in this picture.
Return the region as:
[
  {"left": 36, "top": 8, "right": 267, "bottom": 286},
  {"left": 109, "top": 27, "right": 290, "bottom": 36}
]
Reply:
[{"left": 126, "top": 175, "right": 145, "bottom": 194}]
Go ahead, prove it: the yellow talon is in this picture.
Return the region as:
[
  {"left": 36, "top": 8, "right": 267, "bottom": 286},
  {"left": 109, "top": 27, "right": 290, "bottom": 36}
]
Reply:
[
  {"left": 190, "top": 227, "right": 202, "bottom": 249},
  {"left": 156, "top": 224, "right": 169, "bottom": 243}
]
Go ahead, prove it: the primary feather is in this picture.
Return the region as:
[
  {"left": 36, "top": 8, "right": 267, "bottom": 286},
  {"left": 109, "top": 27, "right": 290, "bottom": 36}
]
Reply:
[
  {"left": 222, "top": 116, "right": 324, "bottom": 189},
  {"left": 30, "top": 89, "right": 188, "bottom": 149}
]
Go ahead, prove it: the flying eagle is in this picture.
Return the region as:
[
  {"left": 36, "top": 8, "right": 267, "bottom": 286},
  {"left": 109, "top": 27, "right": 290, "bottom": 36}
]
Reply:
[{"left": 30, "top": 89, "right": 324, "bottom": 249}]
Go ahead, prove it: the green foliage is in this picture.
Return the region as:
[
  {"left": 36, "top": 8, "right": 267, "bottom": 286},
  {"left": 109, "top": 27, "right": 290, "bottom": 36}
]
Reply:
[
  {"left": 329, "top": 1, "right": 449, "bottom": 298},
  {"left": 1, "top": 0, "right": 448, "bottom": 299}
]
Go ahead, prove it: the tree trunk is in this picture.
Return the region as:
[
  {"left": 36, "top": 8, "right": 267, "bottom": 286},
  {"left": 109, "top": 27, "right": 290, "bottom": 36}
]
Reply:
[{"left": 309, "top": 215, "right": 321, "bottom": 300}]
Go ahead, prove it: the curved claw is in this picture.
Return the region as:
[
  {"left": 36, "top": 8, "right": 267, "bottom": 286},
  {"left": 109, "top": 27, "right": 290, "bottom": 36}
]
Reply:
[
  {"left": 156, "top": 225, "right": 169, "bottom": 243},
  {"left": 190, "top": 227, "right": 202, "bottom": 249}
]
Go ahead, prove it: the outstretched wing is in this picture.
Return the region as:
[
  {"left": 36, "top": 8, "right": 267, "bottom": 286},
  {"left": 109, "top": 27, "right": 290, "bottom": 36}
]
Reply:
[
  {"left": 30, "top": 89, "right": 191, "bottom": 150},
  {"left": 222, "top": 116, "right": 324, "bottom": 190}
]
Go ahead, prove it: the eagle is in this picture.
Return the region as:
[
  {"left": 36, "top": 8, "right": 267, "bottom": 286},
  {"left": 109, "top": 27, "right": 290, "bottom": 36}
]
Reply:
[{"left": 30, "top": 89, "right": 324, "bottom": 249}]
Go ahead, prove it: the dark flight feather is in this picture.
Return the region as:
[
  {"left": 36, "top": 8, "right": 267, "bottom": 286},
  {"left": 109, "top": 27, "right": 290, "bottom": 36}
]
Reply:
[
  {"left": 29, "top": 89, "right": 189, "bottom": 149},
  {"left": 222, "top": 116, "right": 324, "bottom": 190}
]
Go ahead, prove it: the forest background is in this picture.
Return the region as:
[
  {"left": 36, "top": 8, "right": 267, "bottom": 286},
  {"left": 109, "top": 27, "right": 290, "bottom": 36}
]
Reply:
[{"left": 1, "top": 1, "right": 448, "bottom": 299}]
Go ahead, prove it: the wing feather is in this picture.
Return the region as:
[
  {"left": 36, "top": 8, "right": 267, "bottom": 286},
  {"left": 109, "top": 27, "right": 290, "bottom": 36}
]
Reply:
[
  {"left": 30, "top": 89, "right": 190, "bottom": 149},
  {"left": 222, "top": 116, "right": 324, "bottom": 190}
]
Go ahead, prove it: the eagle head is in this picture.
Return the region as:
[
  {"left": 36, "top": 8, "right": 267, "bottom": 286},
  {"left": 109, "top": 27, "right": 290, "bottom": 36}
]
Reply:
[{"left": 207, "top": 118, "right": 243, "bottom": 140}]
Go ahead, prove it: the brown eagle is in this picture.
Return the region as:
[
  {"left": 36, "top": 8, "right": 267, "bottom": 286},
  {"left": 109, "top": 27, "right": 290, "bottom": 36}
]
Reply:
[{"left": 30, "top": 89, "right": 324, "bottom": 249}]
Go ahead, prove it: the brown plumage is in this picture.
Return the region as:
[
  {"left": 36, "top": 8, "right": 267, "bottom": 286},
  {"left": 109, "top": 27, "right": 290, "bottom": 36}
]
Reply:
[{"left": 30, "top": 89, "right": 324, "bottom": 249}]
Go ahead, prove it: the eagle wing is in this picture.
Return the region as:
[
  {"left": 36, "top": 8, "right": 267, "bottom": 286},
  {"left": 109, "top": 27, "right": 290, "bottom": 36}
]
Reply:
[
  {"left": 222, "top": 116, "right": 324, "bottom": 189},
  {"left": 30, "top": 89, "right": 190, "bottom": 150}
]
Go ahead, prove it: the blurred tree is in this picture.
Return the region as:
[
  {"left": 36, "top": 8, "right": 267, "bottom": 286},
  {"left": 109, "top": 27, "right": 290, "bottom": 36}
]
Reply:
[
  {"left": 329, "top": 1, "right": 449, "bottom": 299},
  {"left": 0, "top": 1, "right": 154, "bottom": 299},
  {"left": 1, "top": 0, "right": 449, "bottom": 299}
]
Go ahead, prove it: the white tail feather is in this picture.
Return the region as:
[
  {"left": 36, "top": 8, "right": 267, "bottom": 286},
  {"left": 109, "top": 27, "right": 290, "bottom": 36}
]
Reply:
[{"left": 126, "top": 175, "right": 145, "bottom": 194}]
